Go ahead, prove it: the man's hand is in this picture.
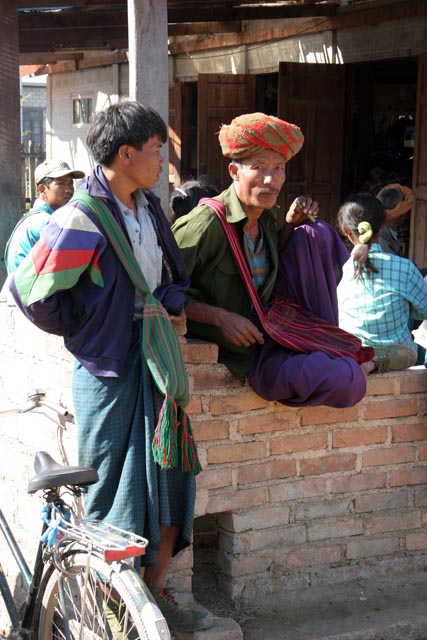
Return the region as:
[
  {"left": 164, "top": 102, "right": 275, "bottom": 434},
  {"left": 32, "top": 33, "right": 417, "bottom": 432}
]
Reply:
[
  {"left": 286, "top": 196, "right": 319, "bottom": 226},
  {"left": 185, "top": 300, "right": 263, "bottom": 347},
  {"left": 217, "top": 310, "right": 264, "bottom": 347},
  {"left": 169, "top": 309, "right": 187, "bottom": 336}
]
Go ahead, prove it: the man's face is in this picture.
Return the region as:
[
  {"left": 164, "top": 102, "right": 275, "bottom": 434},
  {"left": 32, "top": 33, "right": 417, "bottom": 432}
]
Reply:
[
  {"left": 127, "top": 135, "right": 165, "bottom": 190},
  {"left": 39, "top": 176, "right": 75, "bottom": 210},
  {"left": 230, "top": 149, "right": 287, "bottom": 214}
]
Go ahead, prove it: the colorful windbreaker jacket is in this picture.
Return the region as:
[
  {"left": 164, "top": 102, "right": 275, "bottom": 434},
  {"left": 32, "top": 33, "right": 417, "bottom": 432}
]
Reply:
[{"left": 9, "top": 164, "right": 190, "bottom": 378}]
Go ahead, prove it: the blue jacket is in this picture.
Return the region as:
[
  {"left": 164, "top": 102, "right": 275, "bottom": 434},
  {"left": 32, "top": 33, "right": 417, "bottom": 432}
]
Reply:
[{"left": 10, "top": 165, "right": 190, "bottom": 377}]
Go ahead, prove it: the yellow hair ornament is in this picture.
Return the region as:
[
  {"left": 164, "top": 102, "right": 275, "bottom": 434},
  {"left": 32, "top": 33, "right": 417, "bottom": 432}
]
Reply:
[{"left": 357, "top": 221, "right": 373, "bottom": 244}]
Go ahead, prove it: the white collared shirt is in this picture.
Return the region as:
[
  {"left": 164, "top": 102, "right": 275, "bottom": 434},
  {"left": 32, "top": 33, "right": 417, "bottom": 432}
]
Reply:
[{"left": 114, "top": 190, "right": 163, "bottom": 316}]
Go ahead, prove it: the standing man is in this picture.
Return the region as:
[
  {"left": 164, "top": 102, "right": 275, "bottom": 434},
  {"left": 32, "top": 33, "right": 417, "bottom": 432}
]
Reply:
[
  {"left": 173, "top": 112, "right": 375, "bottom": 408},
  {"left": 9, "top": 101, "right": 211, "bottom": 633},
  {"left": 5, "top": 159, "right": 85, "bottom": 272}
]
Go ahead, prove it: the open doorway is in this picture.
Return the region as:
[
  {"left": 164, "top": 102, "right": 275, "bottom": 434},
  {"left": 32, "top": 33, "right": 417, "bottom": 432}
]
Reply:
[{"left": 343, "top": 58, "right": 417, "bottom": 256}]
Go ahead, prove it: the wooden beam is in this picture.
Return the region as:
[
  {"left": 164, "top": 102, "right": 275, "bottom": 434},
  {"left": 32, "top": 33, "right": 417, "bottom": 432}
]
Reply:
[
  {"left": 20, "top": 51, "right": 84, "bottom": 64},
  {"left": 18, "top": 27, "right": 128, "bottom": 53},
  {"left": 168, "top": 0, "right": 427, "bottom": 54},
  {"left": 168, "top": 21, "right": 241, "bottom": 36},
  {"left": 18, "top": 9, "right": 128, "bottom": 29},
  {"left": 168, "top": 3, "right": 337, "bottom": 22},
  {"left": 39, "top": 49, "right": 128, "bottom": 73},
  {"left": 18, "top": 0, "right": 125, "bottom": 7}
]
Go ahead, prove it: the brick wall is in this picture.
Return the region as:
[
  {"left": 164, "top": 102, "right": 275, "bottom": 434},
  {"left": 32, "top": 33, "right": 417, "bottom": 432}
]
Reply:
[{"left": 1, "top": 293, "right": 427, "bottom": 611}]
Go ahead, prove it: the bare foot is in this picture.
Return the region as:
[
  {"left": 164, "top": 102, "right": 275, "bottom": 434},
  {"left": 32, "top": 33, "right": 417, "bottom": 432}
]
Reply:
[{"left": 361, "top": 360, "right": 376, "bottom": 377}]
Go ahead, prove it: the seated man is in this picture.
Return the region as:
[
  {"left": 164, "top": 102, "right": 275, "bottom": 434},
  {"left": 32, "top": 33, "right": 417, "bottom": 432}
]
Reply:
[
  {"left": 173, "top": 112, "right": 375, "bottom": 409},
  {"left": 5, "top": 159, "right": 85, "bottom": 273}
]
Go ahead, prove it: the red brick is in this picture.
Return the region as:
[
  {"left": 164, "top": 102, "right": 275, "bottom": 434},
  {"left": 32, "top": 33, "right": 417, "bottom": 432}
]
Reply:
[
  {"left": 400, "top": 371, "right": 427, "bottom": 394},
  {"left": 366, "top": 376, "right": 396, "bottom": 396},
  {"left": 332, "top": 426, "right": 387, "bottom": 448},
  {"left": 192, "top": 419, "right": 230, "bottom": 442},
  {"left": 217, "top": 506, "right": 290, "bottom": 533},
  {"left": 270, "top": 478, "right": 326, "bottom": 502},
  {"left": 414, "top": 487, "right": 427, "bottom": 506},
  {"left": 218, "top": 553, "right": 271, "bottom": 578},
  {"left": 207, "top": 487, "right": 267, "bottom": 513},
  {"left": 308, "top": 519, "right": 364, "bottom": 541},
  {"left": 237, "top": 459, "right": 296, "bottom": 485},
  {"left": 271, "top": 432, "right": 326, "bottom": 455},
  {"left": 208, "top": 441, "right": 266, "bottom": 464},
  {"left": 355, "top": 490, "right": 408, "bottom": 513},
  {"left": 347, "top": 537, "right": 398, "bottom": 559},
  {"left": 300, "top": 453, "right": 356, "bottom": 476},
  {"left": 390, "top": 467, "right": 427, "bottom": 486},
  {"left": 186, "top": 395, "right": 202, "bottom": 415},
  {"left": 181, "top": 339, "right": 218, "bottom": 364},
  {"left": 237, "top": 411, "right": 293, "bottom": 435},
  {"left": 196, "top": 468, "right": 232, "bottom": 490},
  {"left": 248, "top": 525, "right": 306, "bottom": 551},
  {"left": 392, "top": 423, "right": 427, "bottom": 443},
  {"left": 301, "top": 406, "right": 358, "bottom": 425},
  {"left": 210, "top": 392, "right": 268, "bottom": 416},
  {"left": 366, "top": 511, "right": 421, "bottom": 534},
  {"left": 191, "top": 366, "right": 241, "bottom": 390},
  {"left": 287, "top": 545, "right": 341, "bottom": 567},
  {"left": 406, "top": 532, "right": 427, "bottom": 551},
  {"left": 418, "top": 444, "right": 427, "bottom": 461},
  {"left": 364, "top": 398, "right": 420, "bottom": 420},
  {"left": 330, "top": 472, "right": 387, "bottom": 494},
  {"left": 362, "top": 445, "right": 415, "bottom": 467}
]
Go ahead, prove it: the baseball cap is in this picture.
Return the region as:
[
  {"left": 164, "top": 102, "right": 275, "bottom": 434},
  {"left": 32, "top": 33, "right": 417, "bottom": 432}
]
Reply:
[{"left": 35, "top": 159, "right": 85, "bottom": 185}]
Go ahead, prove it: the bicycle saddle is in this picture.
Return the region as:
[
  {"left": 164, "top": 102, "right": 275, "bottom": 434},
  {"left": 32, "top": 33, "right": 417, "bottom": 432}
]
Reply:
[{"left": 28, "top": 451, "right": 99, "bottom": 494}]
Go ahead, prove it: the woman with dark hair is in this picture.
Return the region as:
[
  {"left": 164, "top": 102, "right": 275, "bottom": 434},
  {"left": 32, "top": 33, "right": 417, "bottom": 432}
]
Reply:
[{"left": 337, "top": 193, "right": 427, "bottom": 371}]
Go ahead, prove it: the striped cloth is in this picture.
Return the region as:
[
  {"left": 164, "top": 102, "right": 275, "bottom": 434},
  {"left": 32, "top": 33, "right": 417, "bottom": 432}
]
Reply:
[
  {"left": 218, "top": 112, "right": 304, "bottom": 161},
  {"left": 71, "top": 192, "right": 201, "bottom": 475},
  {"left": 73, "top": 327, "right": 196, "bottom": 564}
]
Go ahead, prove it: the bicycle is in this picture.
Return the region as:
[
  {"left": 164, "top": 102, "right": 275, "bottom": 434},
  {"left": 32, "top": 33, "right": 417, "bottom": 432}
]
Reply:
[{"left": 0, "top": 389, "right": 171, "bottom": 640}]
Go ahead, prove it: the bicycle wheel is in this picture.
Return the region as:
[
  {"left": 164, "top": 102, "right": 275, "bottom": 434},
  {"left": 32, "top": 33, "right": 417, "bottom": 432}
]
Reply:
[{"left": 34, "top": 551, "right": 171, "bottom": 640}]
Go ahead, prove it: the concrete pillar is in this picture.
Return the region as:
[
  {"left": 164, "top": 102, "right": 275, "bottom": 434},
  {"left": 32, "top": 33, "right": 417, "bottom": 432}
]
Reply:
[
  {"left": 127, "top": 0, "right": 169, "bottom": 211},
  {"left": 0, "top": 1, "right": 21, "bottom": 285}
]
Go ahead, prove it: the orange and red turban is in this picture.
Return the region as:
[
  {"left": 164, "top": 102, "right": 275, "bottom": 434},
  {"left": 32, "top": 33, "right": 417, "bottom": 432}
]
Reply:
[{"left": 218, "top": 112, "right": 304, "bottom": 162}]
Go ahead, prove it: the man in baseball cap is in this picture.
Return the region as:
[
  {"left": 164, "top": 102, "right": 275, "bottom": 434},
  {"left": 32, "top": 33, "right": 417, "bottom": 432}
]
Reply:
[
  {"left": 34, "top": 158, "right": 85, "bottom": 185},
  {"left": 5, "top": 159, "right": 85, "bottom": 273}
]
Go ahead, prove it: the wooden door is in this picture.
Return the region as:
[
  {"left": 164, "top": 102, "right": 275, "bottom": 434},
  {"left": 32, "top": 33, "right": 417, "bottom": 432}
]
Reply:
[
  {"left": 277, "top": 62, "right": 346, "bottom": 227},
  {"left": 168, "top": 82, "right": 182, "bottom": 188},
  {"left": 410, "top": 54, "right": 427, "bottom": 271},
  {"left": 197, "top": 74, "right": 256, "bottom": 191}
]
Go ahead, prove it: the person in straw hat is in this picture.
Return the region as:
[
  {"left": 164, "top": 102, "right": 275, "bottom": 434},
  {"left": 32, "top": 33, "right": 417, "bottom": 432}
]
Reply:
[{"left": 173, "top": 112, "right": 376, "bottom": 409}]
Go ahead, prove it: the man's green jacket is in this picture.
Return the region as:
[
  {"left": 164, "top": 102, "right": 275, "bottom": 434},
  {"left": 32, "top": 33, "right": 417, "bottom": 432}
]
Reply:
[{"left": 172, "top": 184, "right": 279, "bottom": 380}]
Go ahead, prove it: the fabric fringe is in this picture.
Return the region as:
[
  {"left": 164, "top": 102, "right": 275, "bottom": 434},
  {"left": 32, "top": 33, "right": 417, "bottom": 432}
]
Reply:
[{"left": 152, "top": 394, "right": 201, "bottom": 475}]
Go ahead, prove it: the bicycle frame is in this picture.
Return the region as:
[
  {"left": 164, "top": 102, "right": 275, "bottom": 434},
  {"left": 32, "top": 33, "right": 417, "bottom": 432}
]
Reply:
[{"left": 0, "top": 506, "right": 47, "bottom": 636}]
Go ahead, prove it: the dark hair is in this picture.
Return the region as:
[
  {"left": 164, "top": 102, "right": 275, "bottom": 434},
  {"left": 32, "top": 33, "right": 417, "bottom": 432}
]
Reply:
[
  {"left": 37, "top": 177, "right": 54, "bottom": 188},
  {"left": 86, "top": 100, "right": 167, "bottom": 166},
  {"left": 170, "top": 180, "right": 219, "bottom": 222},
  {"left": 377, "top": 186, "right": 404, "bottom": 210},
  {"left": 337, "top": 193, "right": 385, "bottom": 279}
]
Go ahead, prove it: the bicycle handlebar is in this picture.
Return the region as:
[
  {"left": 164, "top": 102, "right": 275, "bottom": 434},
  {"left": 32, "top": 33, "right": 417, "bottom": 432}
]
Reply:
[{"left": 18, "top": 389, "right": 75, "bottom": 425}]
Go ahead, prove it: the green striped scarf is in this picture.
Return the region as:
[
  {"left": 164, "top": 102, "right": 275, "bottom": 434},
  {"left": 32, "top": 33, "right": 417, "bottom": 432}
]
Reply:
[{"left": 72, "top": 192, "right": 201, "bottom": 475}]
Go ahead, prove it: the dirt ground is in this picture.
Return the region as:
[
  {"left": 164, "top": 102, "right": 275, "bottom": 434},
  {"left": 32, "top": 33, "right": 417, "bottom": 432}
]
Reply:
[{"left": 192, "top": 548, "right": 427, "bottom": 639}]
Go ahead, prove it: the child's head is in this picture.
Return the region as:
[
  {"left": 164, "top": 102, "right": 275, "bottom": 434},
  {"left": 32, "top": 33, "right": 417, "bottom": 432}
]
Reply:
[
  {"left": 337, "top": 193, "right": 385, "bottom": 243},
  {"left": 337, "top": 193, "right": 385, "bottom": 279}
]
